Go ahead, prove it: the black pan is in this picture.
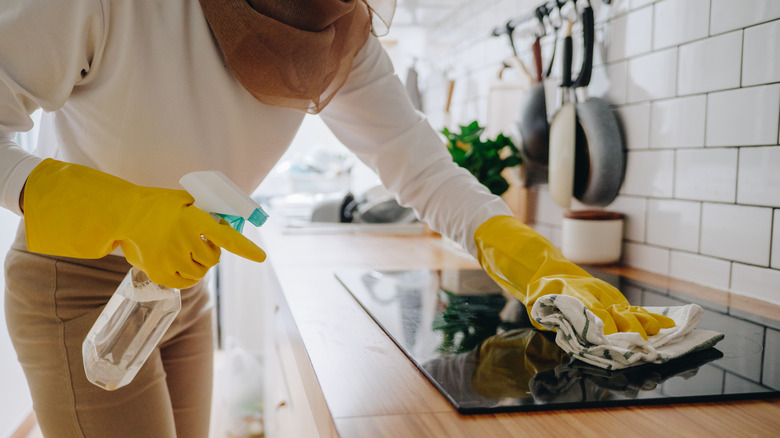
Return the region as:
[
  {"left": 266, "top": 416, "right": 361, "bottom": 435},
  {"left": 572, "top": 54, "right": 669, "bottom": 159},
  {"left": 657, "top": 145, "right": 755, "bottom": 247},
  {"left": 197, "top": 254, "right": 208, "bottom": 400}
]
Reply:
[{"left": 572, "top": 5, "right": 626, "bottom": 206}]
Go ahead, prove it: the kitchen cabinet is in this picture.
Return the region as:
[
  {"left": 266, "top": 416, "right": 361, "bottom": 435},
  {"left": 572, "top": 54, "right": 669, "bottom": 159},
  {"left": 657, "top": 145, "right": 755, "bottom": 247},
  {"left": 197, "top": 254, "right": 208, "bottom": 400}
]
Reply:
[
  {"left": 263, "top": 271, "right": 336, "bottom": 438},
  {"left": 239, "top": 223, "right": 780, "bottom": 438}
]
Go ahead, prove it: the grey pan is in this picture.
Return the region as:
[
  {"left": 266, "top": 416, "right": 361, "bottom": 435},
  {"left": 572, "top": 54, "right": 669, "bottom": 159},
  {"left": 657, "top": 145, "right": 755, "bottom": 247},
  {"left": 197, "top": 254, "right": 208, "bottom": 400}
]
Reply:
[
  {"left": 572, "top": 5, "right": 625, "bottom": 206},
  {"left": 518, "top": 37, "right": 549, "bottom": 166}
]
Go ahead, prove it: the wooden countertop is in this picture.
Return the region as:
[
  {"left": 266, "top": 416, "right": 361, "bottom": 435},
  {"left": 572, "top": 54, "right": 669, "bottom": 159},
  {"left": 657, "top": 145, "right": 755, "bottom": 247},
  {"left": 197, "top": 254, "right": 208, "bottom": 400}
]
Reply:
[{"left": 255, "top": 223, "right": 780, "bottom": 437}]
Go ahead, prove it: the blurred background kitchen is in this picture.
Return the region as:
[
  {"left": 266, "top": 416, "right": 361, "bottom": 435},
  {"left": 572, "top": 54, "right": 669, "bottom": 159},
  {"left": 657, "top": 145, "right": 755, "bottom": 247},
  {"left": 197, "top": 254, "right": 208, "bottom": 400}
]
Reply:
[{"left": 2, "top": 0, "right": 779, "bottom": 436}]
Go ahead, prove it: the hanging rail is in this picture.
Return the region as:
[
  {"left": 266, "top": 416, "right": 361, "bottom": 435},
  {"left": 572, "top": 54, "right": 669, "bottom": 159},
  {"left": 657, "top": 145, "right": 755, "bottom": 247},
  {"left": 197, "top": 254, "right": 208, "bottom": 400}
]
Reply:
[{"left": 490, "top": 0, "right": 608, "bottom": 39}]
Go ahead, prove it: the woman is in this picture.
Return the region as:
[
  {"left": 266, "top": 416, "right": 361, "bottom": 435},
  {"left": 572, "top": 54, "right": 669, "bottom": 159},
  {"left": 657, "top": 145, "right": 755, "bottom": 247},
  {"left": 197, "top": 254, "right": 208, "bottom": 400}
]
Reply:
[{"left": 0, "top": 1, "right": 670, "bottom": 436}]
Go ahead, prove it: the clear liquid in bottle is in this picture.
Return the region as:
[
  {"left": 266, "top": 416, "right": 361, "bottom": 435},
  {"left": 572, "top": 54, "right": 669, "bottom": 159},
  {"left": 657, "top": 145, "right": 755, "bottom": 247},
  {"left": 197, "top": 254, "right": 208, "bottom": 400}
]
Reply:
[{"left": 82, "top": 268, "right": 181, "bottom": 390}]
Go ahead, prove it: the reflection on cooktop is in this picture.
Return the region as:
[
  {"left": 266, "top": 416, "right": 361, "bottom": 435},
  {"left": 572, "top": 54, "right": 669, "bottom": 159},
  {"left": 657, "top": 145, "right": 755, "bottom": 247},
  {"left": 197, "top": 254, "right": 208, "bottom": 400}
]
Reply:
[{"left": 335, "top": 268, "right": 780, "bottom": 414}]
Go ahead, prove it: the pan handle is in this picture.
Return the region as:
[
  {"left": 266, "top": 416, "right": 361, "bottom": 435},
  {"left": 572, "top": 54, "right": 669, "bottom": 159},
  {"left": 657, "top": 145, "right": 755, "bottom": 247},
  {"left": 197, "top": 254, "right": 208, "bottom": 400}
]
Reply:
[
  {"left": 561, "top": 21, "right": 573, "bottom": 89},
  {"left": 532, "top": 37, "right": 543, "bottom": 82},
  {"left": 574, "top": 5, "right": 595, "bottom": 88}
]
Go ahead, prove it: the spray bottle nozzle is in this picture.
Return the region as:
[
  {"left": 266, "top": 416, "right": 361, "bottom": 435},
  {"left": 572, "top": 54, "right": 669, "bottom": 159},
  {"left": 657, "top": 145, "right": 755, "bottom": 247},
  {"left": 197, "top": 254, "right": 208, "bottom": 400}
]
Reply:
[{"left": 179, "top": 170, "right": 268, "bottom": 232}]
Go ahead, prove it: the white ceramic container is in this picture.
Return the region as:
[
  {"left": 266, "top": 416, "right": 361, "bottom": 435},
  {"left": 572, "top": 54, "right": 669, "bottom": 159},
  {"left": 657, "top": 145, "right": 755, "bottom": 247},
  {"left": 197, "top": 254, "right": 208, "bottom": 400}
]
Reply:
[{"left": 561, "top": 210, "right": 624, "bottom": 264}]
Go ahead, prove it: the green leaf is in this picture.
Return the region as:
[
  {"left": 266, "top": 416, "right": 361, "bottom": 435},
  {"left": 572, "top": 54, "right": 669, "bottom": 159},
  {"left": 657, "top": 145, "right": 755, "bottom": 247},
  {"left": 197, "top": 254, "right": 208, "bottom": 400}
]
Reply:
[{"left": 440, "top": 121, "right": 521, "bottom": 196}]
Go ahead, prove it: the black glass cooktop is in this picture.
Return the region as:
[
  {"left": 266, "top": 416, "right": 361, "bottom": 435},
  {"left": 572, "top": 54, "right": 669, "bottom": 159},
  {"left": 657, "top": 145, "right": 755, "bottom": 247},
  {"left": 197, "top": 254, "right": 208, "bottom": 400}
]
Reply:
[{"left": 335, "top": 268, "right": 780, "bottom": 414}]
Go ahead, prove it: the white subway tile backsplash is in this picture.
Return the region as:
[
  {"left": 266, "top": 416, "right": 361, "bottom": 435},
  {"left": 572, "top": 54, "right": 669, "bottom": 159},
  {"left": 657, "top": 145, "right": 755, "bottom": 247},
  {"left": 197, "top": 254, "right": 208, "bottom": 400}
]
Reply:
[
  {"left": 627, "top": 48, "right": 678, "bottom": 102},
  {"left": 669, "top": 251, "right": 732, "bottom": 290},
  {"left": 427, "top": 1, "right": 780, "bottom": 302},
  {"left": 710, "top": 0, "right": 780, "bottom": 35},
  {"left": 589, "top": 61, "right": 628, "bottom": 105},
  {"left": 705, "top": 84, "right": 780, "bottom": 147},
  {"left": 675, "top": 148, "right": 738, "bottom": 202},
  {"left": 606, "top": 195, "right": 647, "bottom": 242},
  {"left": 592, "top": 27, "right": 608, "bottom": 68},
  {"left": 738, "top": 146, "right": 780, "bottom": 207},
  {"left": 631, "top": 0, "right": 655, "bottom": 10},
  {"left": 773, "top": 212, "right": 780, "bottom": 269},
  {"left": 623, "top": 242, "right": 670, "bottom": 274},
  {"left": 535, "top": 186, "right": 565, "bottom": 226},
  {"left": 483, "top": 38, "right": 506, "bottom": 67},
  {"left": 731, "top": 263, "right": 780, "bottom": 305},
  {"left": 616, "top": 103, "right": 650, "bottom": 149},
  {"left": 620, "top": 150, "right": 674, "bottom": 197},
  {"left": 495, "top": 0, "right": 519, "bottom": 21},
  {"left": 605, "top": 0, "right": 631, "bottom": 18},
  {"left": 606, "top": 6, "right": 654, "bottom": 62},
  {"left": 625, "top": 6, "right": 654, "bottom": 58},
  {"left": 678, "top": 31, "right": 743, "bottom": 95},
  {"left": 650, "top": 95, "right": 707, "bottom": 148},
  {"left": 701, "top": 203, "right": 772, "bottom": 266},
  {"left": 606, "top": 14, "right": 629, "bottom": 63},
  {"left": 647, "top": 199, "right": 701, "bottom": 251},
  {"left": 742, "top": 20, "right": 780, "bottom": 86},
  {"left": 653, "top": 0, "right": 711, "bottom": 50}
]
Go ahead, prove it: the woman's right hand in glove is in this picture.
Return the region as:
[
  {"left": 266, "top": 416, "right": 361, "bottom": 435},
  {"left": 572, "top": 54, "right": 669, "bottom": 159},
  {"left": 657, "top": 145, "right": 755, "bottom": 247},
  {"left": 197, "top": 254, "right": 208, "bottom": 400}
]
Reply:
[
  {"left": 474, "top": 215, "right": 674, "bottom": 340},
  {"left": 23, "top": 159, "right": 266, "bottom": 289}
]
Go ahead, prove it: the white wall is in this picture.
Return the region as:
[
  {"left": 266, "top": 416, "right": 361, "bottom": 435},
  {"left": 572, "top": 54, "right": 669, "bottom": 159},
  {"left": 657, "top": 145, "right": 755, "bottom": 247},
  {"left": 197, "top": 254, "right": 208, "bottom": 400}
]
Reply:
[
  {"left": 0, "top": 210, "right": 32, "bottom": 438},
  {"left": 0, "top": 116, "right": 38, "bottom": 437},
  {"left": 417, "top": 0, "right": 780, "bottom": 304}
]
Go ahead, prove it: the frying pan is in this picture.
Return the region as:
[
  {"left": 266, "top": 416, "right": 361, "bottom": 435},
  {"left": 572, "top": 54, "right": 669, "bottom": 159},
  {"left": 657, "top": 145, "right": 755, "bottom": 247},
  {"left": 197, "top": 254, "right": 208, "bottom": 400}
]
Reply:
[
  {"left": 572, "top": 5, "right": 626, "bottom": 206},
  {"left": 517, "top": 37, "right": 549, "bottom": 166},
  {"left": 548, "top": 21, "right": 576, "bottom": 209}
]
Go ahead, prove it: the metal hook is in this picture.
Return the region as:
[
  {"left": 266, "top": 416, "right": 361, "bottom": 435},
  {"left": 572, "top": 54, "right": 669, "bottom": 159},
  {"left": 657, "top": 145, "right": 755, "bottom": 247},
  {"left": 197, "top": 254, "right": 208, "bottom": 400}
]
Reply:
[
  {"left": 535, "top": 5, "right": 547, "bottom": 37},
  {"left": 562, "top": 0, "right": 580, "bottom": 24},
  {"left": 504, "top": 21, "right": 519, "bottom": 56},
  {"left": 549, "top": 0, "right": 565, "bottom": 30},
  {"left": 543, "top": 1, "right": 567, "bottom": 78}
]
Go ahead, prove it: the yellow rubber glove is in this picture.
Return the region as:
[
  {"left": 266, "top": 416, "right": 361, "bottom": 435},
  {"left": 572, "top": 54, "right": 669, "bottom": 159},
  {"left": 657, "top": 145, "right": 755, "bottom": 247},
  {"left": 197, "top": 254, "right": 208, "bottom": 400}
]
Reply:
[
  {"left": 474, "top": 216, "right": 674, "bottom": 340},
  {"left": 23, "top": 159, "right": 266, "bottom": 289},
  {"left": 472, "top": 329, "right": 568, "bottom": 399}
]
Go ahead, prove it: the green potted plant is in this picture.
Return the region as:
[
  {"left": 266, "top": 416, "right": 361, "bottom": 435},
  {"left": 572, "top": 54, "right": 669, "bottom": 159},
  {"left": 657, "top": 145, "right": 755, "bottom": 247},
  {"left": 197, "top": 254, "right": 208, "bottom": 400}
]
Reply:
[{"left": 441, "top": 121, "right": 521, "bottom": 196}]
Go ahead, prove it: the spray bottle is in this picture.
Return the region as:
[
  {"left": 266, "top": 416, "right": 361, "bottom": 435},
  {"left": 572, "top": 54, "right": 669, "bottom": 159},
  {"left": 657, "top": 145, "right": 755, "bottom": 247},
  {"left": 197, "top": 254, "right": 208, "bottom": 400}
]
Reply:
[{"left": 82, "top": 171, "right": 268, "bottom": 391}]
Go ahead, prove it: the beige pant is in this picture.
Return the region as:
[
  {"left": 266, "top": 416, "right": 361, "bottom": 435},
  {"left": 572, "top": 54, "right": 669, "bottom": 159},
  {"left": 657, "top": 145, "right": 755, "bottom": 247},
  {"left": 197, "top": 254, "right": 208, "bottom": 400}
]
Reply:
[{"left": 4, "top": 223, "right": 214, "bottom": 438}]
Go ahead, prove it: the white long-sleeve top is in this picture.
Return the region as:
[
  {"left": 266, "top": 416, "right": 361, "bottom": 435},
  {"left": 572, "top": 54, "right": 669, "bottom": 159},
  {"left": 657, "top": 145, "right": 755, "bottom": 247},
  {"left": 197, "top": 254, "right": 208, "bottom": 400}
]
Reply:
[{"left": 0, "top": 0, "right": 512, "bottom": 256}]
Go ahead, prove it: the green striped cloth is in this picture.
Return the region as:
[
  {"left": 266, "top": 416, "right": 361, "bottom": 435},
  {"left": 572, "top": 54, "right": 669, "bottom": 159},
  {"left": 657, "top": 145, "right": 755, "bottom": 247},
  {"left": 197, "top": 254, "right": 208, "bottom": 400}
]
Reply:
[{"left": 530, "top": 296, "right": 724, "bottom": 370}]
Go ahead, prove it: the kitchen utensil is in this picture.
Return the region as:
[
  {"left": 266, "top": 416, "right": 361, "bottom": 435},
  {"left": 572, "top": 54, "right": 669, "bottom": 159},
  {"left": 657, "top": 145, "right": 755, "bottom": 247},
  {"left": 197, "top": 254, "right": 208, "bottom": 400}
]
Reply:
[
  {"left": 486, "top": 56, "right": 532, "bottom": 138},
  {"left": 443, "top": 77, "right": 455, "bottom": 128},
  {"left": 572, "top": 5, "right": 626, "bottom": 206},
  {"left": 542, "top": 2, "right": 564, "bottom": 79},
  {"left": 517, "top": 37, "right": 549, "bottom": 166},
  {"left": 547, "top": 21, "right": 576, "bottom": 209}
]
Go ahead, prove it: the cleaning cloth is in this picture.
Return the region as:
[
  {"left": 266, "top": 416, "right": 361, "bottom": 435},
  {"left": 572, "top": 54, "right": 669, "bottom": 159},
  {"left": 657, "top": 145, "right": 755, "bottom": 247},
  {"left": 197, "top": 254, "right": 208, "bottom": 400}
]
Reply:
[{"left": 530, "top": 295, "right": 724, "bottom": 370}]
